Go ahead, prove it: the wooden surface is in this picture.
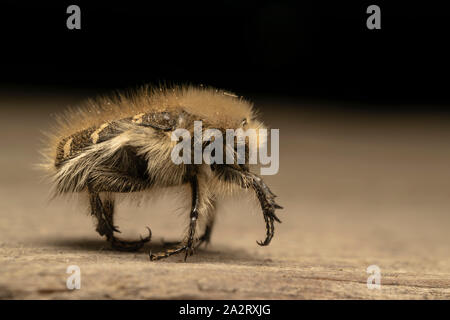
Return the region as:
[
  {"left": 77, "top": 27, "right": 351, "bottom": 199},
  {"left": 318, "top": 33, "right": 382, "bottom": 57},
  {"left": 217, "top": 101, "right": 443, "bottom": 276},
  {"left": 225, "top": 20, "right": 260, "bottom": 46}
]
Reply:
[{"left": 0, "top": 92, "right": 449, "bottom": 299}]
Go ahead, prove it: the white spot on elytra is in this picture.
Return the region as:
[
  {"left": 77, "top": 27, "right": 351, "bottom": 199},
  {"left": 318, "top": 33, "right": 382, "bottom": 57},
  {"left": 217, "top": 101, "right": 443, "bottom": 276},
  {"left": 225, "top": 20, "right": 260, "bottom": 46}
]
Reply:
[
  {"left": 91, "top": 123, "right": 109, "bottom": 144},
  {"left": 63, "top": 138, "right": 73, "bottom": 158},
  {"left": 132, "top": 113, "right": 145, "bottom": 124}
]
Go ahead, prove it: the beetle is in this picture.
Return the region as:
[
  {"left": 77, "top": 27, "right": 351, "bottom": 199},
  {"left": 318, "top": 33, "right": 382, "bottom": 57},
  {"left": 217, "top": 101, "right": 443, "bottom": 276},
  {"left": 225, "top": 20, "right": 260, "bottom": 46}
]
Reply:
[{"left": 41, "top": 85, "right": 282, "bottom": 260}]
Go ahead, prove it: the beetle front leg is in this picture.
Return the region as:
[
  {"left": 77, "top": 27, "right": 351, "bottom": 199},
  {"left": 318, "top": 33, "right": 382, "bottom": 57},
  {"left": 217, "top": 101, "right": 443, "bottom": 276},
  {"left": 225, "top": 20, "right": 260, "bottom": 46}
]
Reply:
[
  {"left": 249, "top": 173, "right": 282, "bottom": 246},
  {"left": 249, "top": 173, "right": 283, "bottom": 246},
  {"left": 212, "top": 165, "right": 282, "bottom": 246}
]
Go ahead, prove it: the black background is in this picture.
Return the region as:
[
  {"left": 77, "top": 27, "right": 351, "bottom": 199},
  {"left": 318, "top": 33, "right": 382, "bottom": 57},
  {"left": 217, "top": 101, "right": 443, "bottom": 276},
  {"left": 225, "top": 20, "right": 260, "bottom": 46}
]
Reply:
[
  {"left": 0, "top": 300, "right": 445, "bottom": 318},
  {"left": 1, "top": 1, "right": 449, "bottom": 108}
]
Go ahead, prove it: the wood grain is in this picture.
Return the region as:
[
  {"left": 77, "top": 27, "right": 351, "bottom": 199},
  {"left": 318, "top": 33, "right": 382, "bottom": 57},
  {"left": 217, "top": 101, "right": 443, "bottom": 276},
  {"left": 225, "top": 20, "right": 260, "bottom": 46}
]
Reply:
[{"left": 0, "top": 93, "right": 448, "bottom": 299}]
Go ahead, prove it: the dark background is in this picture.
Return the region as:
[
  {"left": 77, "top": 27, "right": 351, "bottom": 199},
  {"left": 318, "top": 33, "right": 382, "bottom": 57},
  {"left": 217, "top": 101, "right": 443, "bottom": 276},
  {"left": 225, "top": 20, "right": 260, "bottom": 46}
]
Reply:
[{"left": 1, "top": 1, "right": 449, "bottom": 109}]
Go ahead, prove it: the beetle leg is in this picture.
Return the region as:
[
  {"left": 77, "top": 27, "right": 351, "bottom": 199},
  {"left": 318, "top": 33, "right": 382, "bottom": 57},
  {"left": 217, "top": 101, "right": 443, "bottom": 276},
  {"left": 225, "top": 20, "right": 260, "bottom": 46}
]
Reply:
[
  {"left": 150, "top": 176, "right": 200, "bottom": 261},
  {"left": 212, "top": 165, "right": 282, "bottom": 246},
  {"left": 194, "top": 209, "right": 216, "bottom": 249},
  {"left": 247, "top": 172, "right": 282, "bottom": 246},
  {"left": 184, "top": 176, "right": 199, "bottom": 259},
  {"left": 88, "top": 184, "right": 151, "bottom": 252},
  {"left": 161, "top": 214, "right": 215, "bottom": 250}
]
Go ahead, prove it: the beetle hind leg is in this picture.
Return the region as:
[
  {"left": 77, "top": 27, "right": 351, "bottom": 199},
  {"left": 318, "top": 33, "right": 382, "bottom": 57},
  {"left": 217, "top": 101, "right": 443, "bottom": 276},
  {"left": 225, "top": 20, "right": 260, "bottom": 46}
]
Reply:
[
  {"left": 89, "top": 190, "right": 152, "bottom": 252},
  {"left": 196, "top": 211, "right": 216, "bottom": 249}
]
